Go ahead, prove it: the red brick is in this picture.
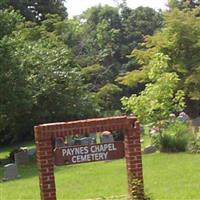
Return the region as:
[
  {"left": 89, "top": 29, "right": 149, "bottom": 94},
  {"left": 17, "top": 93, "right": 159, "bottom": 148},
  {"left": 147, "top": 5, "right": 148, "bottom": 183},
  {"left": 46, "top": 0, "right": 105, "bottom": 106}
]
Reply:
[{"left": 34, "top": 116, "right": 144, "bottom": 200}]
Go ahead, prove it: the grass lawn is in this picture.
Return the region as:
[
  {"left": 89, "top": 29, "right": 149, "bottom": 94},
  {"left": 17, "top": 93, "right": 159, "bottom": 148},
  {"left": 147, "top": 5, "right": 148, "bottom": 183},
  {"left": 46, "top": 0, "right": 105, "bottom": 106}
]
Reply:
[
  {"left": 0, "top": 144, "right": 200, "bottom": 199},
  {"left": 0, "top": 142, "right": 35, "bottom": 160}
]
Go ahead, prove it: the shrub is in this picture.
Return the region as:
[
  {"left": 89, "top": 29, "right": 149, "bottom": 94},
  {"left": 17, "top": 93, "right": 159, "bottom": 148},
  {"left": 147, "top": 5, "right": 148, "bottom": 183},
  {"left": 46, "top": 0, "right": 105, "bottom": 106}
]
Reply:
[
  {"left": 150, "top": 120, "right": 190, "bottom": 152},
  {"left": 159, "top": 120, "right": 189, "bottom": 152},
  {"left": 131, "top": 175, "right": 151, "bottom": 200},
  {"left": 188, "top": 136, "right": 200, "bottom": 153},
  {"left": 150, "top": 132, "right": 161, "bottom": 149}
]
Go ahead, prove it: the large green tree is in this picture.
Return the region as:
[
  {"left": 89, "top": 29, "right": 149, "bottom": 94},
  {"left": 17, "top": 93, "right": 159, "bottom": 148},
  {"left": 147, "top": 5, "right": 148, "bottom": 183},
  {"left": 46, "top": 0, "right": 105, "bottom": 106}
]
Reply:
[
  {"left": 122, "top": 53, "right": 185, "bottom": 124},
  {"left": 73, "top": 5, "right": 163, "bottom": 113},
  {"left": 0, "top": 10, "right": 98, "bottom": 144},
  {"left": 120, "top": 5, "right": 200, "bottom": 117},
  {"left": 0, "top": 0, "right": 67, "bottom": 22},
  {"left": 0, "top": 8, "right": 23, "bottom": 39}
]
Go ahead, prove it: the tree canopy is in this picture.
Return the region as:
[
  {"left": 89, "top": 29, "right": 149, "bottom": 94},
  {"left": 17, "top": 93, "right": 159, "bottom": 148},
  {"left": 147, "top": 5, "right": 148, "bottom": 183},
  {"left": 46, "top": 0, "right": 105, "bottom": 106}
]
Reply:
[
  {"left": 120, "top": 4, "right": 200, "bottom": 118},
  {"left": 1, "top": 1, "right": 200, "bottom": 145},
  {"left": 0, "top": 0, "right": 67, "bottom": 22},
  {"left": 0, "top": 9, "right": 98, "bottom": 144}
]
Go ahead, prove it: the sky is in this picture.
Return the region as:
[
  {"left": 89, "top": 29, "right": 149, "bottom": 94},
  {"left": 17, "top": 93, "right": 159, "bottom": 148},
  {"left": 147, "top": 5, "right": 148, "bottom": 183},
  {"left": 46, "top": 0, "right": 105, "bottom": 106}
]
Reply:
[{"left": 65, "top": 0, "right": 168, "bottom": 17}]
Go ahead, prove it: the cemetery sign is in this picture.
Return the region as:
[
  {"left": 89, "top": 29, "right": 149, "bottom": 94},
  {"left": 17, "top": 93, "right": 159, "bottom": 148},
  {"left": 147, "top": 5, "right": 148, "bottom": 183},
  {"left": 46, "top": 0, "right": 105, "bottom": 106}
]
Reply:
[
  {"left": 54, "top": 141, "right": 124, "bottom": 165},
  {"left": 34, "top": 116, "right": 144, "bottom": 200}
]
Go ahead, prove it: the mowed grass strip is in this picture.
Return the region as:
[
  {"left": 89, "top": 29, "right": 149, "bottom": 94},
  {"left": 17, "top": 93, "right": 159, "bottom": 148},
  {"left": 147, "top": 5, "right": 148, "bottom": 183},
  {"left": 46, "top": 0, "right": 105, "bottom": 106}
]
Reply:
[
  {"left": 55, "top": 160, "right": 127, "bottom": 200},
  {"left": 143, "top": 153, "right": 200, "bottom": 200},
  {"left": 0, "top": 153, "right": 200, "bottom": 199}
]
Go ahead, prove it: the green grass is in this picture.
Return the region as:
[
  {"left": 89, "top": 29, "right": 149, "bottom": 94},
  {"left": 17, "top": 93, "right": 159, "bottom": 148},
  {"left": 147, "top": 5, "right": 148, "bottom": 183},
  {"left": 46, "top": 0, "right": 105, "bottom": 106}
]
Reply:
[
  {"left": 143, "top": 153, "right": 200, "bottom": 199},
  {"left": 0, "top": 141, "right": 35, "bottom": 159},
  {"left": 141, "top": 134, "right": 152, "bottom": 150},
  {"left": 55, "top": 160, "right": 127, "bottom": 199},
  {"left": 0, "top": 142, "right": 200, "bottom": 200}
]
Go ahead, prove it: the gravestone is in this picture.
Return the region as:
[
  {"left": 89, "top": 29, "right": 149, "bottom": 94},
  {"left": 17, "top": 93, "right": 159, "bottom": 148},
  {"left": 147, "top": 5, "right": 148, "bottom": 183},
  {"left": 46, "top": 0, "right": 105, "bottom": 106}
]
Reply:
[
  {"left": 177, "top": 112, "right": 189, "bottom": 123},
  {"left": 100, "top": 131, "right": 114, "bottom": 143},
  {"left": 14, "top": 150, "right": 29, "bottom": 165},
  {"left": 66, "top": 135, "right": 75, "bottom": 146},
  {"left": 89, "top": 133, "right": 97, "bottom": 144},
  {"left": 55, "top": 137, "right": 65, "bottom": 148},
  {"left": 27, "top": 148, "right": 36, "bottom": 156},
  {"left": 143, "top": 145, "right": 156, "bottom": 154},
  {"left": 191, "top": 116, "right": 200, "bottom": 126},
  {"left": 74, "top": 138, "right": 81, "bottom": 145},
  {"left": 3, "top": 163, "right": 19, "bottom": 181},
  {"left": 80, "top": 137, "right": 92, "bottom": 145}
]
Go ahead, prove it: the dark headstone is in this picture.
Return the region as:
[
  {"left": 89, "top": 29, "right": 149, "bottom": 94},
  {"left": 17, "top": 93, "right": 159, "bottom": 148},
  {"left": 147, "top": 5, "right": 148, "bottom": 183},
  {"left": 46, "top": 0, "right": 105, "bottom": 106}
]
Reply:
[
  {"left": 55, "top": 137, "right": 65, "bottom": 148},
  {"left": 74, "top": 138, "right": 81, "bottom": 145},
  {"left": 14, "top": 150, "right": 29, "bottom": 165},
  {"left": 89, "top": 133, "right": 97, "bottom": 144},
  {"left": 100, "top": 134, "right": 114, "bottom": 143},
  {"left": 66, "top": 136, "right": 75, "bottom": 146},
  {"left": 27, "top": 148, "right": 36, "bottom": 156},
  {"left": 80, "top": 137, "right": 92, "bottom": 145},
  {"left": 143, "top": 145, "right": 156, "bottom": 154}
]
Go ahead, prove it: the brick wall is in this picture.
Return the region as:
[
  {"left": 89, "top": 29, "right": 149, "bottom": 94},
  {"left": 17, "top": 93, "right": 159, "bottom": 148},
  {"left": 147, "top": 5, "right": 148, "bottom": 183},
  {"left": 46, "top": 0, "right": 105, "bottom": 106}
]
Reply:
[{"left": 34, "top": 116, "right": 144, "bottom": 200}]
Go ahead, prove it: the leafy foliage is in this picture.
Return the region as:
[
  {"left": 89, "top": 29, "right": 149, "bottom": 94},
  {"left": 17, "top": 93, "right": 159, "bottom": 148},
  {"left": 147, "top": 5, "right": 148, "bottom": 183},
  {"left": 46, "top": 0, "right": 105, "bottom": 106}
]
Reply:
[
  {"left": 80, "top": 5, "right": 162, "bottom": 112},
  {"left": 0, "top": 0, "right": 67, "bottom": 22},
  {"left": 131, "top": 175, "right": 150, "bottom": 200},
  {"left": 0, "top": 3, "right": 173, "bottom": 144},
  {"left": 159, "top": 120, "right": 190, "bottom": 152},
  {"left": 120, "top": 6, "right": 200, "bottom": 117},
  {"left": 0, "top": 9, "right": 24, "bottom": 39},
  {"left": 122, "top": 53, "right": 185, "bottom": 124},
  {"left": 0, "top": 11, "right": 99, "bottom": 144},
  {"left": 96, "top": 83, "right": 122, "bottom": 111},
  {"left": 188, "top": 137, "right": 200, "bottom": 153}
]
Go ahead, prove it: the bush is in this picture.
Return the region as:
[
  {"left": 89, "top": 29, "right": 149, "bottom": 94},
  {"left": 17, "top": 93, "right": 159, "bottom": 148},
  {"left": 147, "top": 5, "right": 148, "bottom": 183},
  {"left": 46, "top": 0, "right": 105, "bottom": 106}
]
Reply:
[
  {"left": 188, "top": 136, "right": 200, "bottom": 153},
  {"left": 159, "top": 120, "right": 189, "bottom": 152},
  {"left": 150, "top": 120, "right": 190, "bottom": 152},
  {"left": 131, "top": 175, "right": 151, "bottom": 200}
]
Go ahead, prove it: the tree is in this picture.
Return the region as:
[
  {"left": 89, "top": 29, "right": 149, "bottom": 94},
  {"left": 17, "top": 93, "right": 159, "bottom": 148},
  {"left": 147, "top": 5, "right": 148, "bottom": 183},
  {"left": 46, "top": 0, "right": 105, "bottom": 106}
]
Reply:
[
  {"left": 120, "top": 7, "right": 200, "bottom": 117},
  {"left": 168, "top": 0, "right": 200, "bottom": 9},
  {"left": 0, "top": 0, "right": 67, "bottom": 22},
  {"left": 0, "top": 12, "right": 98, "bottom": 144},
  {"left": 122, "top": 53, "right": 185, "bottom": 124},
  {"left": 74, "top": 5, "right": 163, "bottom": 113},
  {"left": 0, "top": 8, "right": 24, "bottom": 39}
]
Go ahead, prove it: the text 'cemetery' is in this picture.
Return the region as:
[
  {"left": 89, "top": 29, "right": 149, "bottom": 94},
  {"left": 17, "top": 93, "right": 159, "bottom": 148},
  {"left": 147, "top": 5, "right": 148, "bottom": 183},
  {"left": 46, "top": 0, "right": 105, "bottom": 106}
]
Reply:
[{"left": 54, "top": 141, "right": 124, "bottom": 165}]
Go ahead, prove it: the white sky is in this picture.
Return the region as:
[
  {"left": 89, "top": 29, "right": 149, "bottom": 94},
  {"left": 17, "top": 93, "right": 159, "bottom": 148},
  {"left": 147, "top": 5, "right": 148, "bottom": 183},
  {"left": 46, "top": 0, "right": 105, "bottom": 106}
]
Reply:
[{"left": 65, "top": 0, "right": 168, "bottom": 17}]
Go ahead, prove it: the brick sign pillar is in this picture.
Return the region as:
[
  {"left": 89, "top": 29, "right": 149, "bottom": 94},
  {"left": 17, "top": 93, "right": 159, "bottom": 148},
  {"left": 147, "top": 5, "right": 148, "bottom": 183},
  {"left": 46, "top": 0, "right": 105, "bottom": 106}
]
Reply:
[
  {"left": 125, "top": 119, "right": 144, "bottom": 197},
  {"left": 34, "top": 116, "right": 144, "bottom": 200},
  {"left": 35, "top": 127, "right": 56, "bottom": 200}
]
